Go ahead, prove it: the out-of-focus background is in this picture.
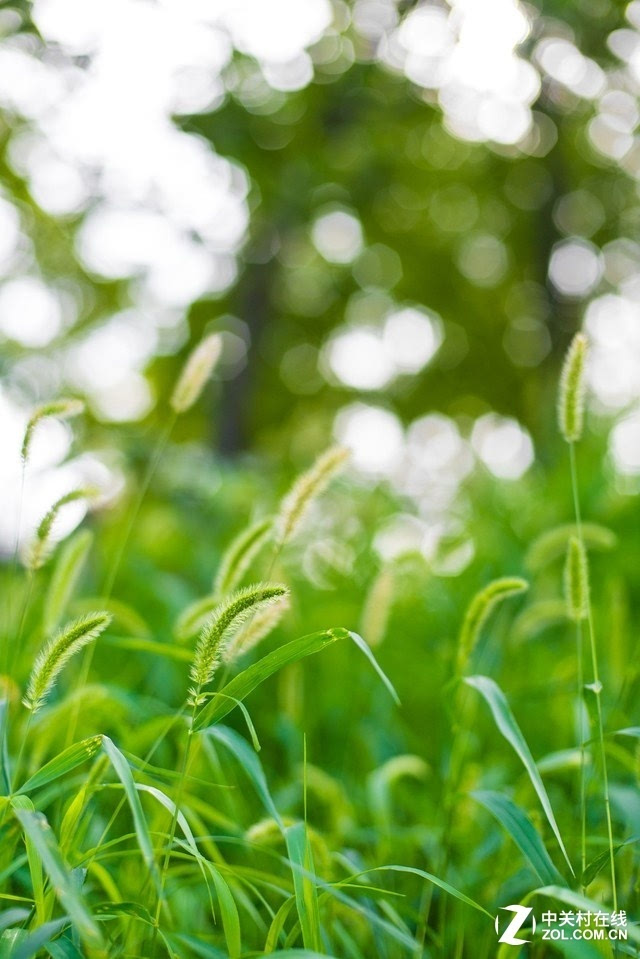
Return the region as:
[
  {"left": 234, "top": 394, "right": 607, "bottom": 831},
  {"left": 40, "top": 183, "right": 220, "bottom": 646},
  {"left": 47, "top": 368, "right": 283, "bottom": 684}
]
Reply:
[
  {"left": 1, "top": 0, "right": 639, "bottom": 553},
  {"left": 2, "top": 6, "right": 640, "bottom": 949}
]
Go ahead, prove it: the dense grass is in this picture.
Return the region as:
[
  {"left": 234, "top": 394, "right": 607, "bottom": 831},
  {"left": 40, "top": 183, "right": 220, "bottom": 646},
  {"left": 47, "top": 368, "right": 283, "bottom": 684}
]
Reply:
[{"left": 1, "top": 340, "right": 639, "bottom": 958}]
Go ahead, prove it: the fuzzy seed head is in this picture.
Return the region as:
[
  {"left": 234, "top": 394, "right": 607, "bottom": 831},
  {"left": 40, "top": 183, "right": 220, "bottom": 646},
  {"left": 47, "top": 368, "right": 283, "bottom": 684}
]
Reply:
[
  {"left": 274, "top": 446, "right": 349, "bottom": 548},
  {"left": 170, "top": 333, "right": 223, "bottom": 414},
  {"left": 564, "top": 537, "right": 589, "bottom": 622},
  {"left": 223, "top": 594, "right": 290, "bottom": 662},
  {"left": 189, "top": 583, "right": 288, "bottom": 695},
  {"left": 558, "top": 332, "right": 588, "bottom": 444},
  {"left": 28, "top": 488, "right": 98, "bottom": 571},
  {"left": 360, "top": 566, "right": 395, "bottom": 648},
  {"left": 21, "top": 398, "right": 84, "bottom": 465},
  {"left": 457, "top": 576, "right": 528, "bottom": 672},
  {"left": 23, "top": 611, "right": 112, "bottom": 712}
]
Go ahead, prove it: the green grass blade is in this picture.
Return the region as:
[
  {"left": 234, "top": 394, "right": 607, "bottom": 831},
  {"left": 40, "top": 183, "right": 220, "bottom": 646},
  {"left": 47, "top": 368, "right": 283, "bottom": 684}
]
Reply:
[
  {"left": 10, "top": 799, "right": 103, "bottom": 951},
  {"left": 0, "top": 697, "right": 11, "bottom": 794},
  {"left": 265, "top": 897, "right": 297, "bottom": 952},
  {"left": 284, "top": 822, "right": 322, "bottom": 953},
  {"left": 471, "top": 789, "right": 564, "bottom": 885},
  {"left": 465, "top": 675, "right": 574, "bottom": 875},
  {"left": 348, "top": 631, "right": 400, "bottom": 704},
  {"left": 267, "top": 952, "right": 339, "bottom": 958},
  {"left": 10, "top": 796, "right": 46, "bottom": 925},
  {"left": 204, "top": 865, "right": 242, "bottom": 959},
  {"left": 101, "top": 735, "right": 160, "bottom": 891},
  {"left": 193, "top": 628, "right": 350, "bottom": 730},
  {"left": 382, "top": 865, "right": 492, "bottom": 918},
  {"left": 0, "top": 908, "right": 30, "bottom": 932},
  {"left": 12, "top": 917, "right": 70, "bottom": 959},
  {"left": 17, "top": 737, "right": 102, "bottom": 794},
  {"left": 46, "top": 936, "right": 85, "bottom": 958},
  {"left": 202, "top": 725, "right": 281, "bottom": 825}
]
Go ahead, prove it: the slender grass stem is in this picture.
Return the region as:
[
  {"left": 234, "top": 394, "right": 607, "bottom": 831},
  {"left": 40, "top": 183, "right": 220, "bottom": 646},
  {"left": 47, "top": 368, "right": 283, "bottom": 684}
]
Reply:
[
  {"left": 576, "top": 618, "right": 587, "bottom": 890},
  {"left": 65, "top": 415, "right": 177, "bottom": 748},
  {"left": 569, "top": 441, "right": 617, "bottom": 911},
  {"left": 415, "top": 679, "right": 470, "bottom": 956}
]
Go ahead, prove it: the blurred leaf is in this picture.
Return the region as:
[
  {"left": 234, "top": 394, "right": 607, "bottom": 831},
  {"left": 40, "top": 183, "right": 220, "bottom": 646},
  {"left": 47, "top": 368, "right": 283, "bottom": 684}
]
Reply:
[
  {"left": 465, "top": 675, "right": 574, "bottom": 875},
  {"left": 471, "top": 789, "right": 564, "bottom": 885}
]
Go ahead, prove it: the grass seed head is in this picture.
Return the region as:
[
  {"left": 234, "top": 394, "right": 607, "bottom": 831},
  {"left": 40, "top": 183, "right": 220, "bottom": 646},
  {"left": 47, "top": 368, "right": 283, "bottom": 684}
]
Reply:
[
  {"left": 21, "top": 398, "right": 84, "bottom": 465},
  {"left": 558, "top": 332, "right": 588, "bottom": 444},
  {"left": 170, "top": 332, "right": 223, "bottom": 414},
  {"left": 223, "top": 593, "right": 290, "bottom": 662},
  {"left": 28, "top": 488, "right": 98, "bottom": 571},
  {"left": 23, "top": 611, "right": 112, "bottom": 712},
  {"left": 564, "top": 536, "right": 589, "bottom": 622},
  {"left": 189, "top": 583, "right": 289, "bottom": 696},
  {"left": 360, "top": 566, "right": 396, "bottom": 648},
  {"left": 214, "top": 517, "right": 273, "bottom": 597},
  {"left": 274, "top": 445, "right": 349, "bottom": 548},
  {"left": 457, "top": 576, "right": 528, "bottom": 673}
]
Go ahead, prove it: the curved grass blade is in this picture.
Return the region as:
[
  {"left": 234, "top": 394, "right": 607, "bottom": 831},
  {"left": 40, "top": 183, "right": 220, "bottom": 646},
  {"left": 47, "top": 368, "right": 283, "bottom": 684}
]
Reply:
[
  {"left": 10, "top": 796, "right": 45, "bottom": 925},
  {"left": 0, "top": 908, "right": 30, "bottom": 932},
  {"left": 12, "top": 917, "right": 70, "bottom": 959},
  {"left": 382, "top": 865, "right": 492, "bottom": 918},
  {"left": 348, "top": 631, "right": 400, "bottom": 704},
  {"left": 471, "top": 790, "right": 564, "bottom": 885},
  {"left": 101, "top": 736, "right": 160, "bottom": 892},
  {"left": 17, "top": 736, "right": 102, "bottom": 794},
  {"left": 0, "top": 697, "right": 10, "bottom": 794},
  {"left": 465, "top": 675, "right": 574, "bottom": 875},
  {"left": 581, "top": 836, "right": 638, "bottom": 887},
  {"left": 10, "top": 798, "right": 103, "bottom": 951},
  {"left": 46, "top": 936, "right": 85, "bottom": 959},
  {"left": 268, "top": 949, "right": 339, "bottom": 958},
  {"left": 193, "top": 628, "right": 350, "bottom": 731},
  {"left": 134, "top": 782, "right": 242, "bottom": 959},
  {"left": 284, "top": 822, "right": 322, "bottom": 953},
  {"left": 202, "top": 725, "right": 281, "bottom": 826}
]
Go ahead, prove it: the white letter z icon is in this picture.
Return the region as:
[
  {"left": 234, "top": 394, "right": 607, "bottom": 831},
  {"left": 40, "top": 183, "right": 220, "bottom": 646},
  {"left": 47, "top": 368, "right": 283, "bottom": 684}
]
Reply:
[{"left": 495, "top": 905, "right": 534, "bottom": 945}]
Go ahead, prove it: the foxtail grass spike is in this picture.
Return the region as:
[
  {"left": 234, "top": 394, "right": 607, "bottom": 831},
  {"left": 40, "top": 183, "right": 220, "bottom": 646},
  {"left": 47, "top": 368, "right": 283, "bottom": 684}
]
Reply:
[
  {"left": 23, "top": 612, "right": 112, "bottom": 712},
  {"left": 21, "top": 398, "right": 84, "bottom": 465},
  {"left": 214, "top": 517, "right": 273, "bottom": 597},
  {"left": 223, "top": 594, "right": 290, "bottom": 662},
  {"left": 170, "top": 332, "right": 223, "bottom": 414},
  {"left": 189, "top": 583, "right": 289, "bottom": 696},
  {"left": 564, "top": 537, "right": 589, "bottom": 622},
  {"left": 525, "top": 521, "right": 616, "bottom": 571},
  {"left": 28, "top": 488, "right": 97, "bottom": 571},
  {"left": 558, "top": 332, "right": 588, "bottom": 444},
  {"left": 457, "top": 576, "right": 528, "bottom": 673},
  {"left": 274, "top": 446, "right": 349, "bottom": 548},
  {"left": 360, "top": 566, "right": 395, "bottom": 648}
]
